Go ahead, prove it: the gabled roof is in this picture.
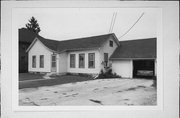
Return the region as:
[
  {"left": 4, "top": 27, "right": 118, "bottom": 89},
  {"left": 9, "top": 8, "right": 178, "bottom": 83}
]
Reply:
[
  {"left": 110, "top": 38, "right": 156, "bottom": 59},
  {"left": 27, "top": 33, "right": 119, "bottom": 53},
  {"left": 19, "top": 28, "right": 39, "bottom": 43}
]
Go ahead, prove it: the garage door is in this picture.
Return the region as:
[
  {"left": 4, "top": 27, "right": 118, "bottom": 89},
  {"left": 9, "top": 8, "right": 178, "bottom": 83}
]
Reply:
[
  {"left": 112, "top": 60, "right": 132, "bottom": 78},
  {"left": 133, "top": 60, "right": 155, "bottom": 78}
]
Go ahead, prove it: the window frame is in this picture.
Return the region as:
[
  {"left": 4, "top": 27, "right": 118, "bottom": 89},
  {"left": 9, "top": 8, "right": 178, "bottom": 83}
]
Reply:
[
  {"left": 51, "top": 54, "right": 56, "bottom": 68},
  {"left": 70, "top": 54, "right": 76, "bottom": 68},
  {"left": 32, "top": 55, "right": 36, "bottom": 68},
  {"left": 88, "top": 53, "right": 95, "bottom": 68},
  {"left": 39, "top": 55, "right": 44, "bottom": 68},
  {"left": 79, "top": 53, "right": 85, "bottom": 68},
  {"left": 109, "top": 40, "right": 113, "bottom": 47}
]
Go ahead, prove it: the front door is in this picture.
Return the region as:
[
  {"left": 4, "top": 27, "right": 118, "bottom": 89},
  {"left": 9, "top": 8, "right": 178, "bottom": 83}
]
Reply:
[
  {"left": 104, "top": 53, "right": 108, "bottom": 67},
  {"left": 51, "top": 54, "right": 57, "bottom": 72}
]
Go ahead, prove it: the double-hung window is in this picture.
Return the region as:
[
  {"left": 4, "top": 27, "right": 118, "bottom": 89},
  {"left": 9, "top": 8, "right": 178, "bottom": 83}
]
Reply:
[
  {"left": 51, "top": 55, "right": 56, "bottom": 68},
  {"left": 32, "top": 55, "right": 36, "bottom": 68},
  {"left": 88, "top": 53, "right": 95, "bottom": 68},
  {"left": 70, "top": 54, "right": 75, "bottom": 68},
  {"left": 39, "top": 55, "right": 44, "bottom": 68},
  {"left": 79, "top": 54, "right": 85, "bottom": 68}
]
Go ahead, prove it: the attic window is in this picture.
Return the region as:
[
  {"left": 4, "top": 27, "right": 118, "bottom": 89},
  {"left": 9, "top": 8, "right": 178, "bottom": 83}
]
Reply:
[{"left": 109, "top": 40, "right": 113, "bottom": 47}]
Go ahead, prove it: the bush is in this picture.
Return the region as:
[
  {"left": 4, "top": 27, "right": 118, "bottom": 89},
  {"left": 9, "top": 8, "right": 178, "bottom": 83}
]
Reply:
[{"left": 97, "top": 69, "right": 121, "bottom": 79}]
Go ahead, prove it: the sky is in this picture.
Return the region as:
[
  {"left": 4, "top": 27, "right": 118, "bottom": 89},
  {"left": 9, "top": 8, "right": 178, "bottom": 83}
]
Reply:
[{"left": 17, "top": 8, "right": 157, "bottom": 41}]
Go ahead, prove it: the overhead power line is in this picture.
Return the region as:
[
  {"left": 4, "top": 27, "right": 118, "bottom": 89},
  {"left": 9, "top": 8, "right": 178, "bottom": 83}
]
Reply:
[
  {"left": 109, "top": 12, "right": 117, "bottom": 33},
  {"left": 109, "top": 13, "right": 115, "bottom": 33},
  {"left": 118, "top": 12, "right": 145, "bottom": 39}
]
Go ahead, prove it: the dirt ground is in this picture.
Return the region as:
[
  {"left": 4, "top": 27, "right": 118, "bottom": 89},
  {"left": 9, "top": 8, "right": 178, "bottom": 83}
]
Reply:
[{"left": 19, "top": 78, "right": 156, "bottom": 106}]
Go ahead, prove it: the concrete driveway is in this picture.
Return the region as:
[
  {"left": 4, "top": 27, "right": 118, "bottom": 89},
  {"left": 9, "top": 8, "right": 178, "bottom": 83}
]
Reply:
[{"left": 19, "top": 78, "right": 156, "bottom": 106}]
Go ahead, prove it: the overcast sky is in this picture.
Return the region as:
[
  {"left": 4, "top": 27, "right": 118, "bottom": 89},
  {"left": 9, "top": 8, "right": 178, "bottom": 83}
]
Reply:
[{"left": 17, "top": 8, "right": 157, "bottom": 41}]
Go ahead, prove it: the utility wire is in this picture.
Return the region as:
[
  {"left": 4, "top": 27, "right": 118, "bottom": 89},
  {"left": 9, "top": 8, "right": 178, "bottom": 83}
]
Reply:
[
  {"left": 118, "top": 12, "right": 145, "bottom": 39},
  {"left": 109, "top": 13, "right": 115, "bottom": 33},
  {"left": 111, "top": 12, "right": 117, "bottom": 33},
  {"left": 109, "top": 12, "right": 117, "bottom": 33}
]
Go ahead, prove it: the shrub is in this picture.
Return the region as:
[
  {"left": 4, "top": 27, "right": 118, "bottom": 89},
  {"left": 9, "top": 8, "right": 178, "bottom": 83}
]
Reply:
[{"left": 97, "top": 69, "right": 121, "bottom": 79}]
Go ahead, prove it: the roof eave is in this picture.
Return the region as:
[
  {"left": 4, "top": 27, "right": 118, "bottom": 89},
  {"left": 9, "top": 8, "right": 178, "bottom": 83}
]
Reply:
[
  {"left": 58, "top": 47, "right": 100, "bottom": 54},
  {"left": 26, "top": 37, "right": 59, "bottom": 54},
  {"left": 26, "top": 37, "right": 38, "bottom": 53},
  {"left": 111, "top": 33, "right": 120, "bottom": 46},
  {"left": 110, "top": 57, "right": 156, "bottom": 60}
]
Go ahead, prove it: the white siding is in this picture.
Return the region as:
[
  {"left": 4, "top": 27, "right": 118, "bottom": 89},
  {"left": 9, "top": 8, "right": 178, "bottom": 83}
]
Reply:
[
  {"left": 112, "top": 60, "right": 133, "bottom": 78},
  {"left": 99, "top": 37, "right": 118, "bottom": 70},
  {"left": 28, "top": 40, "right": 53, "bottom": 72},
  {"left": 67, "top": 49, "right": 101, "bottom": 74}
]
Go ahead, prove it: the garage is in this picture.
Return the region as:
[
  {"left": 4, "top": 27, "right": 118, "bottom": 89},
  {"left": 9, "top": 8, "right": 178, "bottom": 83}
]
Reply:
[
  {"left": 110, "top": 38, "right": 156, "bottom": 79},
  {"left": 133, "top": 60, "right": 155, "bottom": 78}
]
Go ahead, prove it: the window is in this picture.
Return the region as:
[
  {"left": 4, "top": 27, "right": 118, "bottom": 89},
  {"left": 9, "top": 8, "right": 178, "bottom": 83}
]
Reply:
[
  {"left": 88, "top": 53, "right": 95, "bottom": 68},
  {"left": 109, "top": 40, "right": 113, "bottom": 47},
  {"left": 104, "top": 53, "right": 108, "bottom": 67},
  {"left": 70, "top": 54, "right": 75, "bottom": 68},
  {"left": 32, "top": 55, "right": 36, "bottom": 68},
  {"left": 79, "top": 54, "right": 85, "bottom": 68},
  {"left": 40, "top": 55, "right": 44, "bottom": 68},
  {"left": 51, "top": 55, "right": 56, "bottom": 68}
]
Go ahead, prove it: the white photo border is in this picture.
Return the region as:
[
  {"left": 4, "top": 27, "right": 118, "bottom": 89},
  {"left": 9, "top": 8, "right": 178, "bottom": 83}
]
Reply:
[
  {"left": 1, "top": 1, "right": 179, "bottom": 118},
  {"left": 12, "top": 7, "right": 163, "bottom": 111}
]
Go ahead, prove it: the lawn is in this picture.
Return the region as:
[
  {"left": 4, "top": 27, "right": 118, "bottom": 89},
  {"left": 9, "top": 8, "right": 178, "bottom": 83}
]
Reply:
[
  {"left": 19, "top": 73, "right": 93, "bottom": 89},
  {"left": 19, "top": 73, "right": 45, "bottom": 81},
  {"left": 19, "top": 78, "right": 157, "bottom": 106}
]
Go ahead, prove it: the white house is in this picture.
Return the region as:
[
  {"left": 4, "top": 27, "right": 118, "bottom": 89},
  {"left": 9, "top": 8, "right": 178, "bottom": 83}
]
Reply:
[
  {"left": 26, "top": 33, "right": 119, "bottom": 75},
  {"left": 26, "top": 33, "right": 156, "bottom": 78}
]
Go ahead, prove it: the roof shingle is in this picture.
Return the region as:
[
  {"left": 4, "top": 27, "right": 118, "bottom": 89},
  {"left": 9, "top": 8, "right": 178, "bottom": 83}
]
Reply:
[
  {"left": 110, "top": 38, "right": 156, "bottom": 59},
  {"left": 37, "top": 33, "right": 116, "bottom": 53}
]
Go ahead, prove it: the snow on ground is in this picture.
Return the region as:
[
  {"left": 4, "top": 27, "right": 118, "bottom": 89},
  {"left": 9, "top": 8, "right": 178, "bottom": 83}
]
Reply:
[{"left": 19, "top": 78, "right": 156, "bottom": 106}]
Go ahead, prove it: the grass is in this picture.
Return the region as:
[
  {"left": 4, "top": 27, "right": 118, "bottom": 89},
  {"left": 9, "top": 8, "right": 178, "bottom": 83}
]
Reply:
[
  {"left": 19, "top": 73, "right": 45, "bottom": 81},
  {"left": 19, "top": 73, "right": 93, "bottom": 89}
]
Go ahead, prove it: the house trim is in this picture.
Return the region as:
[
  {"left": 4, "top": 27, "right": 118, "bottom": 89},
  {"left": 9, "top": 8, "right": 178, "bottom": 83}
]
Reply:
[
  {"left": 111, "top": 33, "right": 120, "bottom": 46},
  {"left": 26, "top": 37, "right": 58, "bottom": 54},
  {"left": 27, "top": 37, "right": 101, "bottom": 54},
  {"left": 59, "top": 47, "right": 100, "bottom": 54},
  {"left": 110, "top": 58, "right": 156, "bottom": 60}
]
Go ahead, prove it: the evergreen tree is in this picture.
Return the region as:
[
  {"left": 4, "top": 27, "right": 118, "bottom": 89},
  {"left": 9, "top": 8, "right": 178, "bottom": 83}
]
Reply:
[{"left": 26, "top": 16, "right": 41, "bottom": 34}]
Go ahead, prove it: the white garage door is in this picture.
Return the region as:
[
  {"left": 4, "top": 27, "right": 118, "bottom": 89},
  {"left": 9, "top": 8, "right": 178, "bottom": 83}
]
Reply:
[{"left": 112, "top": 60, "right": 133, "bottom": 78}]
